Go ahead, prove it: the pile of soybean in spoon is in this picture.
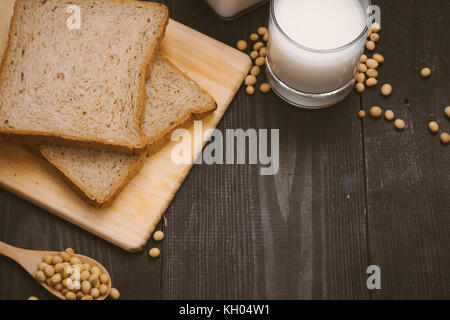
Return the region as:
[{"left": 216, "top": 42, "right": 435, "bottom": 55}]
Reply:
[{"left": 34, "top": 248, "right": 120, "bottom": 300}]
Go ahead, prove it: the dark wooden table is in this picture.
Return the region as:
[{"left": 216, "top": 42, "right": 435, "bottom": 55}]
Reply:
[{"left": 0, "top": 0, "right": 449, "bottom": 300}]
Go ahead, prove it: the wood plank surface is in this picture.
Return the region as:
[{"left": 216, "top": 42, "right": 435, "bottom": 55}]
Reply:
[
  {"left": 362, "top": 0, "right": 450, "bottom": 299},
  {"left": 161, "top": 0, "right": 369, "bottom": 300},
  {"left": 0, "top": 0, "right": 448, "bottom": 300},
  {"left": 0, "top": 0, "right": 251, "bottom": 252}
]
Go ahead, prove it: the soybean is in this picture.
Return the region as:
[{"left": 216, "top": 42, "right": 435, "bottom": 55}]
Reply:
[
  {"left": 81, "top": 280, "right": 92, "bottom": 294},
  {"left": 60, "top": 251, "right": 71, "bottom": 262},
  {"left": 245, "top": 75, "right": 257, "bottom": 86},
  {"left": 51, "top": 273, "right": 62, "bottom": 285},
  {"left": 255, "top": 57, "right": 265, "bottom": 67},
  {"left": 90, "top": 266, "right": 101, "bottom": 276},
  {"left": 441, "top": 133, "right": 450, "bottom": 144},
  {"left": 385, "top": 110, "right": 395, "bottom": 121},
  {"left": 381, "top": 84, "right": 393, "bottom": 96},
  {"left": 371, "top": 22, "right": 381, "bottom": 33},
  {"left": 358, "top": 110, "right": 366, "bottom": 119},
  {"left": 366, "top": 69, "right": 378, "bottom": 78},
  {"left": 370, "top": 106, "right": 383, "bottom": 118},
  {"left": 236, "top": 40, "right": 247, "bottom": 51},
  {"left": 54, "top": 263, "right": 65, "bottom": 273},
  {"left": 99, "top": 284, "right": 109, "bottom": 296},
  {"left": 69, "top": 256, "right": 81, "bottom": 265},
  {"left": 43, "top": 255, "right": 53, "bottom": 265},
  {"left": 260, "top": 83, "right": 271, "bottom": 93},
  {"left": 81, "top": 264, "right": 91, "bottom": 272},
  {"left": 366, "top": 78, "right": 378, "bottom": 87},
  {"left": 259, "top": 47, "right": 267, "bottom": 57},
  {"left": 36, "top": 270, "right": 46, "bottom": 282},
  {"left": 149, "top": 248, "right": 161, "bottom": 259},
  {"left": 110, "top": 288, "right": 120, "bottom": 300},
  {"left": 356, "top": 83, "right": 365, "bottom": 93},
  {"left": 38, "top": 262, "right": 48, "bottom": 271},
  {"left": 66, "top": 291, "right": 77, "bottom": 300},
  {"left": 250, "top": 51, "right": 259, "bottom": 60},
  {"left": 89, "top": 274, "right": 100, "bottom": 289},
  {"left": 366, "top": 40, "right": 376, "bottom": 51},
  {"left": 44, "top": 265, "right": 55, "bottom": 277},
  {"left": 250, "top": 66, "right": 260, "bottom": 77},
  {"left": 395, "top": 119, "right": 406, "bottom": 130},
  {"left": 372, "top": 53, "right": 384, "bottom": 63},
  {"left": 429, "top": 121, "right": 439, "bottom": 133},
  {"left": 81, "top": 270, "right": 90, "bottom": 281},
  {"left": 52, "top": 255, "right": 63, "bottom": 265},
  {"left": 420, "top": 67, "right": 432, "bottom": 78},
  {"left": 358, "top": 63, "right": 368, "bottom": 73},
  {"left": 90, "top": 288, "right": 100, "bottom": 299},
  {"left": 250, "top": 33, "right": 259, "bottom": 41},
  {"left": 253, "top": 42, "right": 264, "bottom": 51},
  {"left": 63, "top": 266, "right": 72, "bottom": 279},
  {"left": 246, "top": 86, "right": 255, "bottom": 95},
  {"left": 445, "top": 106, "right": 450, "bottom": 118},
  {"left": 257, "top": 27, "right": 268, "bottom": 35},
  {"left": 356, "top": 72, "right": 366, "bottom": 83},
  {"left": 100, "top": 273, "right": 110, "bottom": 284},
  {"left": 366, "top": 59, "right": 379, "bottom": 69},
  {"left": 370, "top": 33, "right": 380, "bottom": 42}
]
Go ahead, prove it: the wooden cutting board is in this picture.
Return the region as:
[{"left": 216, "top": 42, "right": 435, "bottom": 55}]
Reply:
[{"left": 0, "top": 0, "right": 251, "bottom": 252}]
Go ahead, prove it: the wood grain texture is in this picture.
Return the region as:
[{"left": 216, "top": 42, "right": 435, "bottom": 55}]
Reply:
[
  {"left": 0, "top": 0, "right": 251, "bottom": 252},
  {"left": 1, "top": 0, "right": 448, "bottom": 301},
  {"left": 362, "top": 0, "right": 450, "bottom": 299},
  {"left": 161, "top": 0, "right": 369, "bottom": 300}
]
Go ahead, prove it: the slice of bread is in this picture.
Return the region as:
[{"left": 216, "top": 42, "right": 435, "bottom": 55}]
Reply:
[
  {"left": 38, "top": 54, "right": 217, "bottom": 207},
  {"left": 0, "top": 0, "right": 169, "bottom": 154}
]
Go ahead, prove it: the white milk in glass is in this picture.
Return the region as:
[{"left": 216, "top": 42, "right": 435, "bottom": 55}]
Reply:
[{"left": 267, "top": 0, "right": 369, "bottom": 105}]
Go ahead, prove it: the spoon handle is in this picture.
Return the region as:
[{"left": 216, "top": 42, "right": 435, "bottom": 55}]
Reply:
[
  {"left": 0, "top": 241, "right": 34, "bottom": 269},
  {"left": 0, "top": 241, "right": 20, "bottom": 260}
]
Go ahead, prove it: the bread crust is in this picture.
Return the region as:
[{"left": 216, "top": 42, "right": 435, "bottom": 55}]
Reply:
[
  {"left": 36, "top": 146, "right": 148, "bottom": 207},
  {"left": 0, "top": 0, "right": 169, "bottom": 155}
]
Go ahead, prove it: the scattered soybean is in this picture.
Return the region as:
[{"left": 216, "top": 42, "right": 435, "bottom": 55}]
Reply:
[{"left": 236, "top": 40, "right": 247, "bottom": 51}]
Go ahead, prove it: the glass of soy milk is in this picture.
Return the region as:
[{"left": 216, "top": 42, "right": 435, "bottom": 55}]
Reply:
[{"left": 266, "top": 0, "right": 372, "bottom": 109}]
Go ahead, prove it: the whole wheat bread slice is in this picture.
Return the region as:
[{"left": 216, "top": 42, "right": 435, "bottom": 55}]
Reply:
[
  {"left": 38, "top": 54, "right": 217, "bottom": 207},
  {"left": 0, "top": 0, "right": 169, "bottom": 154}
]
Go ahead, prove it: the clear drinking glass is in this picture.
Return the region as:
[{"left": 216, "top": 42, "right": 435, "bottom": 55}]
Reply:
[{"left": 266, "top": 0, "right": 372, "bottom": 109}]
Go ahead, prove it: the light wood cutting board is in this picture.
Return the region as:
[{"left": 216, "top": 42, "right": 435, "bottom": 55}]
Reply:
[{"left": 0, "top": 0, "right": 251, "bottom": 252}]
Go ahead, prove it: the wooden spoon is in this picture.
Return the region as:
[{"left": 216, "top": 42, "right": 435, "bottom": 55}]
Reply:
[{"left": 0, "top": 241, "right": 111, "bottom": 300}]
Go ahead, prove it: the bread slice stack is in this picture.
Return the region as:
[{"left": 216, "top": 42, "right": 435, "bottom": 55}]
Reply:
[
  {"left": 38, "top": 55, "right": 216, "bottom": 207},
  {"left": 0, "top": 0, "right": 217, "bottom": 206}
]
